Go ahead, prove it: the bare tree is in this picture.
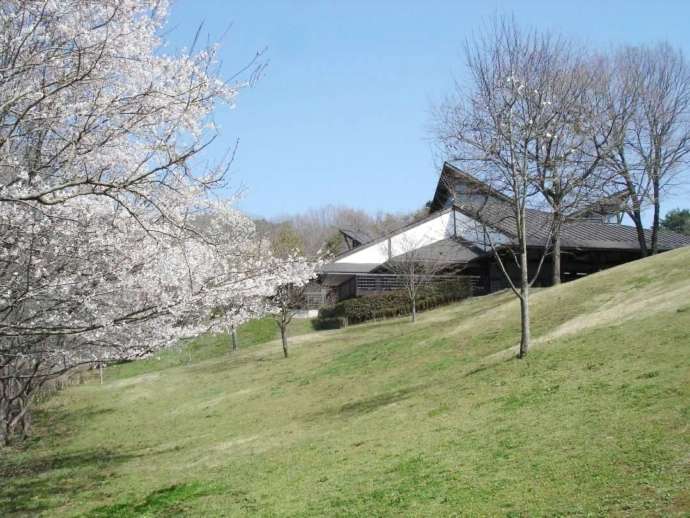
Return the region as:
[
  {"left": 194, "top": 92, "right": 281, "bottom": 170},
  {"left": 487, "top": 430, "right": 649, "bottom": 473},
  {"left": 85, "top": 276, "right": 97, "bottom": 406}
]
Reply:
[
  {"left": 597, "top": 44, "right": 690, "bottom": 255},
  {"left": 435, "top": 17, "right": 559, "bottom": 358},
  {"left": 530, "top": 54, "right": 611, "bottom": 284},
  {"left": 382, "top": 237, "right": 456, "bottom": 322},
  {"left": 268, "top": 205, "right": 429, "bottom": 257}
]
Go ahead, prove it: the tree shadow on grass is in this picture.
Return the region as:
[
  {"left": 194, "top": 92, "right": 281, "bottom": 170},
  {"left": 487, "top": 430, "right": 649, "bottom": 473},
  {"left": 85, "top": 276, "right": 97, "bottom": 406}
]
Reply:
[
  {"left": 188, "top": 354, "right": 271, "bottom": 375},
  {"left": 0, "top": 400, "right": 186, "bottom": 516},
  {"left": 0, "top": 447, "right": 151, "bottom": 516},
  {"left": 463, "top": 350, "right": 521, "bottom": 378},
  {"left": 85, "top": 481, "right": 222, "bottom": 517},
  {"left": 35, "top": 405, "right": 116, "bottom": 438},
  {"left": 305, "top": 384, "right": 426, "bottom": 422},
  {"left": 184, "top": 346, "right": 305, "bottom": 376}
]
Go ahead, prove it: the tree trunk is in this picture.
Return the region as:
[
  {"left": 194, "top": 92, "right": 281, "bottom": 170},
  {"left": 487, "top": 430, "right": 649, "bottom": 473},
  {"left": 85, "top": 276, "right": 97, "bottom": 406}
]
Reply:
[
  {"left": 411, "top": 297, "right": 417, "bottom": 323},
  {"left": 630, "top": 209, "right": 648, "bottom": 258},
  {"left": 231, "top": 326, "right": 238, "bottom": 352},
  {"left": 16, "top": 396, "right": 31, "bottom": 440},
  {"left": 552, "top": 225, "right": 561, "bottom": 286},
  {"left": 280, "top": 326, "right": 288, "bottom": 358},
  {"left": 650, "top": 180, "right": 660, "bottom": 255},
  {"left": 518, "top": 249, "right": 530, "bottom": 359},
  {"left": 1, "top": 419, "right": 9, "bottom": 446},
  {"left": 0, "top": 397, "right": 9, "bottom": 446}
]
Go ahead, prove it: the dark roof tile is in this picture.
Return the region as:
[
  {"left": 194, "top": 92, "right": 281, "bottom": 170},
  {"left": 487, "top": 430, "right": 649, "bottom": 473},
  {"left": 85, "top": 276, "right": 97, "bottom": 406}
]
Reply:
[{"left": 456, "top": 198, "right": 690, "bottom": 251}]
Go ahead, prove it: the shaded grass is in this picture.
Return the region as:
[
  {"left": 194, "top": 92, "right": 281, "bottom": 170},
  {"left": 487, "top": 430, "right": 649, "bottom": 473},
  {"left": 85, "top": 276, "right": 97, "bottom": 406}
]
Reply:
[
  {"left": 1, "top": 247, "right": 690, "bottom": 516},
  {"left": 87, "top": 482, "right": 221, "bottom": 517}
]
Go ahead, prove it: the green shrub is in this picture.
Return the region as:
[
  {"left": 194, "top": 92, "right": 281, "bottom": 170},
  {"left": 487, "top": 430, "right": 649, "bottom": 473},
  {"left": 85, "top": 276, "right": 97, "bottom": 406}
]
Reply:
[
  {"left": 315, "top": 279, "right": 472, "bottom": 326},
  {"left": 311, "top": 317, "right": 348, "bottom": 330}
]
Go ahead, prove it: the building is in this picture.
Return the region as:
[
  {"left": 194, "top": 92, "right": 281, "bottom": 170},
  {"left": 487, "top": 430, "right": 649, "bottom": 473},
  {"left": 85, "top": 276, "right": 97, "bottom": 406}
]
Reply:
[{"left": 317, "top": 162, "right": 690, "bottom": 302}]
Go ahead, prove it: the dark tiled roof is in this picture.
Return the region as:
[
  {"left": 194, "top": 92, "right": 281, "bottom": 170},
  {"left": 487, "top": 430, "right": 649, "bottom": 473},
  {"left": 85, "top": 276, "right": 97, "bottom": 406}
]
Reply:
[
  {"left": 456, "top": 198, "right": 690, "bottom": 251},
  {"left": 561, "top": 220, "right": 690, "bottom": 250},
  {"left": 319, "top": 262, "right": 380, "bottom": 274},
  {"left": 388, "top": 237, "right": 481, "bottom": 264},
  {"left": 339, "top": 228, "right": 372, "bottom": 246}
]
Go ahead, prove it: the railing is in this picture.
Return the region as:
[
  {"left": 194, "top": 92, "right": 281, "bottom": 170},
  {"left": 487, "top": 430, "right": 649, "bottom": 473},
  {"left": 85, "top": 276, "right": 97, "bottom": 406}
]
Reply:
[
  {"left": 304, "top": 289, "right": 332, "bottom": 309},
  {"left": 307, "top": 274, "right": 485, "bottom": 310},
  {"left": 354, "top": 274, "right": 482, "bottom": 296}
]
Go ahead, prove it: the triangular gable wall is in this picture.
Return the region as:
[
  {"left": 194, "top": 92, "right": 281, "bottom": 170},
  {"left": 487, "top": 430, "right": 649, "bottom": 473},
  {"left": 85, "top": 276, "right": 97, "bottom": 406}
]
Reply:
[{"left": 333, "top": 208, "right": 510, "bottom": 268}]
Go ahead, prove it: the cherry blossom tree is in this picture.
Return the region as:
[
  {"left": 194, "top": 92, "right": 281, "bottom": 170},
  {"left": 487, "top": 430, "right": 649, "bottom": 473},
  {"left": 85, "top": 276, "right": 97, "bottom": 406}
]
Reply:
[
  {"left": 268, "top": 257, "right": 319, "bottom": 358},
  {"left": 0, "top": 0, "right": 310, "bottom": 444}
]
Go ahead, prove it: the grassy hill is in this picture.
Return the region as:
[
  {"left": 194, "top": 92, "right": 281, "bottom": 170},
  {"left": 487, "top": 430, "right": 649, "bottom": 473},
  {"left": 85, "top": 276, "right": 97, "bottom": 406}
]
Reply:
[{"left": 2, "top": 248, "right": 690, "bottom": 517}]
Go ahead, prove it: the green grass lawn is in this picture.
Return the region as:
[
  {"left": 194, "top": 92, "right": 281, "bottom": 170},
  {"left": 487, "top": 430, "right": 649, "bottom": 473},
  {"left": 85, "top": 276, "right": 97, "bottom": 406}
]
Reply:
[
  {"left": 104, "top": 317, "right": 315, "bottom": 381},
  {"left": 2, "top": 248, "right": 690, "bottom": 516}
]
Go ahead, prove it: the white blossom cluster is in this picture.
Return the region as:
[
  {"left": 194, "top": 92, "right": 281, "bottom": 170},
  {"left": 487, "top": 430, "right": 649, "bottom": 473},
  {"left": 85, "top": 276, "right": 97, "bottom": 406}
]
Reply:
[{"left": 0, "top": 0, "right": 316, "bottom": 411}]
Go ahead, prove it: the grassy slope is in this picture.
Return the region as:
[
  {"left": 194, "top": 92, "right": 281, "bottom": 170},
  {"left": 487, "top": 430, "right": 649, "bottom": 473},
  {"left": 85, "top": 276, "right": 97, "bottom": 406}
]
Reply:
[
  {"left": 2, "top": 248, "right": 690, "bottom": 517},
  {"left": 106, "top": 317, "right": 314, "bottom": 381}
]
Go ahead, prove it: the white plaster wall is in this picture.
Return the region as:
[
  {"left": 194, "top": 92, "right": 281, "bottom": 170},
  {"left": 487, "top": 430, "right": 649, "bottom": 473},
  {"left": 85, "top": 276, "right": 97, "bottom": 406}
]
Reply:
[
  {"left": 335, "top": 211, "right": 454, "bottom": 265},
  {"left": 453, "top": 211, "right": 511, "bottom": 250},
  {"left": 333, "top": 208, "right": 512, "bottom": 266},
  {"left": 334, "top": 239, "right": 389, "bottom": 264},
  {"left": 294, "top": 309, "right": 319, "bottom": 319},
  {"left": 389, "top": 211, "right": 454, "bottom": 256}
]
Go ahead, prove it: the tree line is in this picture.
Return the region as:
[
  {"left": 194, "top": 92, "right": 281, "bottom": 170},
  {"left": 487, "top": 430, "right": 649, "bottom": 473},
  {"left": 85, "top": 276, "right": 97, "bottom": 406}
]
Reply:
[{"left": 256, "top": 204, "right": 430, "bottom": 257}]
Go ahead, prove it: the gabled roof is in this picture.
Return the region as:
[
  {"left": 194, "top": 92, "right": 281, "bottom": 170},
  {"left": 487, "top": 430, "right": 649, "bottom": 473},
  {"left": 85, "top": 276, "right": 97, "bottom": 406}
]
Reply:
[
  {"left": 339, "top": 228, "right": 371, "bottom": 246},
  {"left": 320, "top": 165, "right": 690, "bottom": 283},
  {"left": 429, "top": 162, "right": 510, "bottom": 212}
]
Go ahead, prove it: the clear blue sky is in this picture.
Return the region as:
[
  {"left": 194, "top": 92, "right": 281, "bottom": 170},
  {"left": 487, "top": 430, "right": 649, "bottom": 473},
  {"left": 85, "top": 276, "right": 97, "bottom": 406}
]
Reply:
[{"left": 166, "top": 0, "right": 690, "bottom": 220}]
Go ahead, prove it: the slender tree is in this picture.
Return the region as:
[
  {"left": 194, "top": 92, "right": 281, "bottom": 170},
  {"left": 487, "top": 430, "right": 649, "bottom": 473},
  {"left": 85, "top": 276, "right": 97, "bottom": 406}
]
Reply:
[
  {"left": 435, "top": 17, "right": 559, "bottom": 358},
  {"left": 382, "top": 236, "right": 455, "bottom": 322},
  {"left": 597, "top": 44, "right": 690, "bottom": 255},
  {"left": 530, "top": 54, "right": 611, "bottom": 284},
  {"left": 270, "top": 283, "right": 308, "bottom": 358}
]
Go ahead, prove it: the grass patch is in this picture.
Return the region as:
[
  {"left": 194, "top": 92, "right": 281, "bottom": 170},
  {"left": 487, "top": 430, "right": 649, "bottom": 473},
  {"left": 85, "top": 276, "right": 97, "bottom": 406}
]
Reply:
[
  {"left": 86, "top": 482, "right": 219, "bottom": 517},
  {"left": 106, "top": 317, "right": 314, "bottom": 381}
]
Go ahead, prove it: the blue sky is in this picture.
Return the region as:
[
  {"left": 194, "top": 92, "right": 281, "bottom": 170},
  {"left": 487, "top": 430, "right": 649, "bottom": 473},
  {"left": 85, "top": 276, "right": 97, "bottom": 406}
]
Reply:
[{"left": 166, "top": 0, "right": 690, "bottom": 220}]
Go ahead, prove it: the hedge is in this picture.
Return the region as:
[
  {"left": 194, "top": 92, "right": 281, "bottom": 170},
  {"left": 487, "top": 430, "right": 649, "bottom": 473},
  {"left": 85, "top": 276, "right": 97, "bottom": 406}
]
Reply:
[
  {"left": 311, "top": 317, "right": 348, "bottom": 330},
  {"left": 313, "top": 278, "right": 473, "bottom": 327}
]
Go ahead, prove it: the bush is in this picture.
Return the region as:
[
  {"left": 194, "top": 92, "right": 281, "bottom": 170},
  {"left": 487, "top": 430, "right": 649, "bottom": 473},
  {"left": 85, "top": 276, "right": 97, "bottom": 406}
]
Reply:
[
  {"left": 311, "top": 317, "right": 348, "bottom": 330},
  {"left": 314, "top": 278, "right": 472, "bottom": 327}
]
